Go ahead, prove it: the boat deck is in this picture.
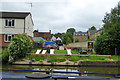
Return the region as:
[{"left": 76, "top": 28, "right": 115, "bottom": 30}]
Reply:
[{"left": 1, "top": 72, "right": 120, "bottom": 80}]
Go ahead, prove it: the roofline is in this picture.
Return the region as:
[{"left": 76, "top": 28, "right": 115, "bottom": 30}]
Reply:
[
  {"left": 0, "top": 11, "right": 31, "bottom": 14},
  {"left": 0, "top": 11, "right": 34, "bottom": 26}
]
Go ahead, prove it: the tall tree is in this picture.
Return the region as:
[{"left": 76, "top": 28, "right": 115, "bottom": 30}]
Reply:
[
  {"left": 102, "top": 7, "right": 119, "bottom": 31},
  {"left": 89, "top": 26, "right": 96, "bottom": 30},
  {"left": 66, "top": 28, "right": 76, "bottom": 35},
  {"left": 94, "top": 3, "right": 120, "bottom": 55},
  {"left": 62, "top": 32, "right": 73, "bottom": 45}
]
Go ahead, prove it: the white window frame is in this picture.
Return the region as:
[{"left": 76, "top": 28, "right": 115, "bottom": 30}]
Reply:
[
  {"left": 5, "top": 19, "right": 15, "bottom": 27},
  {"left": 4, "top": 34, "right": 15, "bottom": 42},
  {"left": 82, "top": 34, "right": 84, "bottom": 36}
]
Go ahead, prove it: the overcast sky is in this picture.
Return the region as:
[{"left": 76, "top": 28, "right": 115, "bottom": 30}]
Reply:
[{"left": 1, "top": 0, "right": 120, "bottom": 33}]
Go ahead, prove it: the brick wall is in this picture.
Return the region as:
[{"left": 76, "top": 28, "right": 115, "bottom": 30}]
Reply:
[
  {"left": 0, "top": 34, "right": 33, "bottom": 49},
  {"left": 33, "top": 32, "right": 51, "bottom": 40}
]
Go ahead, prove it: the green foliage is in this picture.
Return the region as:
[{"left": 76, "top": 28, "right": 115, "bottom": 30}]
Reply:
[
  {"left": 1, "top": 49, "right": 9, "bottom": 64},
  {"left": 8, "top": 33, "right": 33, "bottom": 63},
  {"left": 75, "top": 38, "right": 79, "bottom": 42},
  {"left": 54, "top": 50, "right": 67, "bottom": 54},
  {"left": 66, "top": 28, "right": 76, "bottom": 35},
  {"left": 49, "top": 58, "right": 66, "bottom": 62},
  {"left": 66, "top": 62, "right": 69, "bottom": 65},
  {"left": 103, "top": 7, "right": 119, "bottom": 31},
  {"left": 94, "top": 3, "right": 120, "bottom": 55},
  {"left": 39, "top": 39, "right": 45, "bottom": 48},
  {"left": 51, "top": 33, "right": 64, "bottom": 38},
  {"left": 69, "top": 56, "right": 80, "bottom": 61},
  {"left": 28, "top": 55, "right": 45, "bottom": 61},
  {"left": 89, "top": 26, "right": 96, "bottom": 30},
  {"left": 62, "top": 32, "right": 73, "bottom": 45}
]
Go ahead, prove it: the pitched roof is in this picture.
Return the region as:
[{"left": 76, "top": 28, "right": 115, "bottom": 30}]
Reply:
[
  {"left": 75, "top": 32, "right": 88, "bottom": 36},
  {"left": 57, "top": 37, "right": 62, "bottom": 41},
  {"left": 0, "top": 12, "right": 30, "bottom": 19},
  {"left": 33, "top": 37, "right": 46, "bottom": 42}
]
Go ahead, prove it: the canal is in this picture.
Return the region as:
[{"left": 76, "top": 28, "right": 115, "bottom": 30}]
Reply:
[{"left": 2, "top": 65, "right": 120, "bottom": 77}]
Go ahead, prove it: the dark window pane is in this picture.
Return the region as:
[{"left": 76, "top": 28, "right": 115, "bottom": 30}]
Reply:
[
  {"left": 8, "top": 35, "right": 11, "bottom": 41},
  {"left": 12, "top": 20, "right": 14, "bottom": 26},
  {"left": 5, "top": 20, "right": 8, "bottom": 26},
  {"left": 9, "top": 20, "right": 11, "bottom": 26},
  {"left": 5, "top": 34, "right": 7, "bottom": 41},
  {"left": 12, "top": 35, "right": 14, "bottom": 37}
]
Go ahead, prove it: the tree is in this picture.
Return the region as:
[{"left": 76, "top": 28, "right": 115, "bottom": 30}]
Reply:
[
  {"left": 8, "top": 33, "right": 33, "bottom": 62},
  {"left": 89, "top": 26, "right": 96, "bottom": 30},
  {"left": 66, "top": 28, "right": 76, "bottom": 35},
  {"left": 94, "top": 3, "right": 120, "bottom": 55},
  {"left": 33, "top": 30, "right": 38, "bottom": 32},
  {"left": 102, "top": 7, "right": 119, "bottom": 31},
  {"left": 62, "top": 32, "right": 73, "bottom": 45}
]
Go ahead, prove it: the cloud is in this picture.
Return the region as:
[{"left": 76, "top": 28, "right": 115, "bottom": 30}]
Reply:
[{"left": 1, "top": 0, "right": 120, "bottom": 33}]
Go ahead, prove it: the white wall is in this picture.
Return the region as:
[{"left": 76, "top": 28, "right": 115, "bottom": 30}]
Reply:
[
  {"left": 0, "top": 13, "right": 33, "bottom": 37},
  {"left": 25, "top": 14, "right": 33, "bottom": 37},
  {"left": 0, "top": 18, "right": 24, "bottom": 34}
]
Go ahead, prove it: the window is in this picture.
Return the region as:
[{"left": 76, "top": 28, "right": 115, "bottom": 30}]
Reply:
[
  {"left": 5, "top": 19, "right": 15, "bottom": 27},
  {"left": 82, "top": 34, "right": 84, "bottom": 36},
  {"left": 85, "top": 34, "right": 87, "bottom": 36},
  {"left": 4, "top": 34, "right": 14, "bottom": 42}
]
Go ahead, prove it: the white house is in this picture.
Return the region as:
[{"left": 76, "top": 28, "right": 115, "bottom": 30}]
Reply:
[
  {"left": 51, "top": 36, "right": 57, "bottom": 42},
  {"left": 0, "top": 12, "right": 34, "bottom": 49},
  {"left": 57, "top": 37, "right": 62, "bottom": 42}
]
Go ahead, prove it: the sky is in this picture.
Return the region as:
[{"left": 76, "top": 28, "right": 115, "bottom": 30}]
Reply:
[{"left": 0, "top": 0, "right": 120, "bottom": 33}]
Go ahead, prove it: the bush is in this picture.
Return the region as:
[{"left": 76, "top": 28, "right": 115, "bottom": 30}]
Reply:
[
  {"left": 94, "top": 26, "right": 120, "bottom": 55},
  {"left": 1, "top": 49, "right": 9, "bottom": 64},
  {"left": 8, "top": 33, "right": 33, "bottom": 63}
]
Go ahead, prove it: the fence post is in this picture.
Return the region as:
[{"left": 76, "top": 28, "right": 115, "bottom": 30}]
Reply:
[
  {"left": 25, "top": 54, "right": 28, "bottom": 59},
  {"left": 88, "top": 55, "right": 90, "bottom": 59},
  {"left": 109, "top": 56, "right": 111, "bottom": 60}
]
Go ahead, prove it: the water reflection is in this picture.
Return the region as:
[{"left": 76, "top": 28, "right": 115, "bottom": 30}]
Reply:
[{"left": 2, "top": 65, "right": 119, "bottom": 77}]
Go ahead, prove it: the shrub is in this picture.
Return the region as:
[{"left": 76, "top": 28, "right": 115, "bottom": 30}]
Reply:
[
  {"left": 8, "top": 33, "right": 33, "bottom": 63},
  {"left": 1, "top": 49, "right": 9, "bottom": 64}
]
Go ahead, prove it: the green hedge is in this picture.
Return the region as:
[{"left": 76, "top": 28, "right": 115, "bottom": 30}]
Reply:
[{"left": 8, "top": 33, "right": 33, "bottom": 63}]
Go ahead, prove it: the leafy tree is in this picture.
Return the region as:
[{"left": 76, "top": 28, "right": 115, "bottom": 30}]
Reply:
[
  {"left": 66, "top": 28, "right": 76, "bottom": 35},
  {"left": 33, "top": 30, "right": 38, "bottom": 32},
  {"left": 94, "top": 3, "right": 120, "bottom": 55},
  {"left": 89, "top": 26, "right": 96, "bottom": 30},
  {"left": 75, "top": 38, "right": 79, "bottom": 42},
  {"left": 62, "top": 32, "right": 73, "bottom": 45},
  {"left": 1, "top": 49, "right": 9, "bottom": 64},
  {"left": 102, "top": 7, "right": 119, "bottom": 31},
  {"left": 8, "top": 33, "right": 33, "bottom": 62}
]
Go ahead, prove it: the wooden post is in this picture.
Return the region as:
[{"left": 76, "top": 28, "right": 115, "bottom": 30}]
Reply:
[
  {"left": 88, "top": 55, "right": 90, "bottom": 59},
  {"left": 115, "top": 48, "right": 117, "bottom": 55},
  {"left": 25, "top": 54, "right": 28, "bottom": 59},
  {"left": 109, "top": 56, "right": 111, "bottom": 60}
]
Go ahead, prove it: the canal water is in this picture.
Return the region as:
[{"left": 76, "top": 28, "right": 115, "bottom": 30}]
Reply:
[{"left": 2, "top": 65, "right": 120, "bottom": 77}]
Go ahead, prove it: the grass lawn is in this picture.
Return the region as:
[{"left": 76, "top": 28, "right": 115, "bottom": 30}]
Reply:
[
  {"left": 54, "top": 50, "right": 79, "bottom": 54},
  {"left": 27, "top": 50, "right": 119, "bottom": 62},
  {"left": 27, "top": 54, "right": 119, "bottom": 63},
  {"left": 54, "top": 50, "right": 67, "bottom": 54}
]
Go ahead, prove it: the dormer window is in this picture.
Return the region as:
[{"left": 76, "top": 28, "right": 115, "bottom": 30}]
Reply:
[{"left": 5, "top": 19, "right": 15, "bottom": 27}]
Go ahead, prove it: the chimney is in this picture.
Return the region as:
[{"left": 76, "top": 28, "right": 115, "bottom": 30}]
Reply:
[{"left": 49, "top": 30, "right": 51, "bottom": 34}]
